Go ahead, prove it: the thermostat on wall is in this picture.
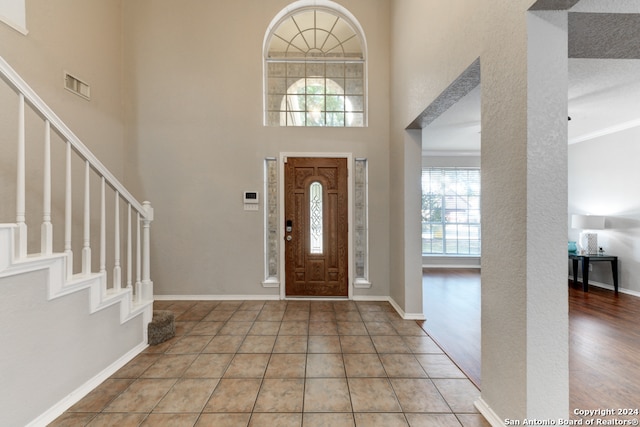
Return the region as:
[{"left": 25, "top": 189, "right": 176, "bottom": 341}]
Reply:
[{"left": 243, "top": 191, "right": 259, "bottom": 211}]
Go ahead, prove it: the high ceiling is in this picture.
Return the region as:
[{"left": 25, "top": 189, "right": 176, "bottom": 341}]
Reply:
[
  {"left": 421, "top": 3, "right": 640, "bottom": 156},
  {"left": 421, "top": 58, "right": 640, "bottom": 155},
  {"left": 569, "top": 58, "right": 640, "bottom": 144},
  {"left": 421, "top": 85, "right": 480, "bottom": 155}
]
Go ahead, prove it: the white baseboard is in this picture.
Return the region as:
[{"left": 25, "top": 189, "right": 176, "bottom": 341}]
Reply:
[
  {"left": 155, "top": 294, "right": 427, "bottom": 321},
  {"left": 423, "top": 264, "right": 481, "bottom": 269},
  {"left": 594, "top": 282, "right": 640, "bottom": 297},
  {"left": 475, "top": 397, "right": 504, "bottom": 427},
  {"left": 401, "top": 312, "right": 427, "bottom": 320},
  {"left": 26, "top": 341, "right": 148, "bottom": 427},
  {"left": 154, "top": 294, "right": 280, "bottom": 301},
  {"left": 569, "top": 276, "right": 640, "bottom": 298},
  {"left": 376, "top": 296, "right": 426, "bottom": 321},
  {"left": 351, "top": 295, "right": 390, "bottom": 302}
]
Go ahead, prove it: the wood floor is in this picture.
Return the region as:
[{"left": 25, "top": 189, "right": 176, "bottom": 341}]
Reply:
[
  {"left": 422, "top": 268, "right": 640, "bottom": 412},
  {"left": 421, "top": 269, "right": 481, "bottom": 387}
]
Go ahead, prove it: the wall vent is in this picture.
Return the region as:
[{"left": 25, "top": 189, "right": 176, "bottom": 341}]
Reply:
[{"left": 64, "top": 72, "right": 90, "bottom": 100}]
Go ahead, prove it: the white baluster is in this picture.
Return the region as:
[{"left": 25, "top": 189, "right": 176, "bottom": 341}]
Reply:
[
  {"left": 82, "top": 161, "right": 91, "bottom": 274},
  {"left": 16, "top": 94, "right": 27, "bottom": 259},
  {"left": 41, "top": 120, "right": 53, "bottom": 255},
  {"left": 135, "top": 211, "right": 141, "bottom": 304},
  {"left": 127, "top": 204, "right": 133, "bottom": 293},
  {"left": 100, "top": 177, "right": 106, "bottom": 295},
  {"left": 113, "top": 193, "right": 121, "bottom": 291},
  {"left": 65, "top": 141, "right": 73, "bottom": 278},
  {"left": 141, "top": 201, "right": 154, "bottom": 301}
]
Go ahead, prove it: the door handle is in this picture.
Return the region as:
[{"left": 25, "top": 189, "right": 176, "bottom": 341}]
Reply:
[{"left": 286, "top": 235, "right": 292, "bottom": 241}]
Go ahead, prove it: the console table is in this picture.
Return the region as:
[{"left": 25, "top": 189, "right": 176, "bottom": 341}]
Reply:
[{"left": 569, "top": 253, "right": 618, "bottom": 293}]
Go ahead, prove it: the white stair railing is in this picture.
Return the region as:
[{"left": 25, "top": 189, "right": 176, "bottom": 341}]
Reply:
[{"left": 0, "top": 55, "right": 153, "bottom": 304}]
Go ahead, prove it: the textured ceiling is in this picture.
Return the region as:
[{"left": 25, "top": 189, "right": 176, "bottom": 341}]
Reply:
[
  {"left": 416, "top": 6, "right": 640, "bottom": 154},
  {"left": 529, "top": 0, "right": 580, "bottom": 10},
  {"left": 568, "top": 59, "right": 640, "bottom": 144},
  {"left": 569, "top": 13, "right": 640, "bottom": 59}
]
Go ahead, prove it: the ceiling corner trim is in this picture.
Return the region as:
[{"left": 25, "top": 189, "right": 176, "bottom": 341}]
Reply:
[{"left": 529, "top": 0, "right": 579, "bottom": 11}]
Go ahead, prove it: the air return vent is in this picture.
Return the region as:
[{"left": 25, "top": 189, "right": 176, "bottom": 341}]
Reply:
[{"left": 64, "top": 72, "right": 90, "bottom": 100}]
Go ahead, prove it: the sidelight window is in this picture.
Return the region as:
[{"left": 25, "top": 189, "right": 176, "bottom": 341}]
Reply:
[{"left": 263, "top": 158, "right": 279, "bottom": 287}]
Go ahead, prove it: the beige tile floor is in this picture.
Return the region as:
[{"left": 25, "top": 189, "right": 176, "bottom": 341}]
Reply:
[{"left": 50, "top": 300, "right": 490, "bottom": 427}]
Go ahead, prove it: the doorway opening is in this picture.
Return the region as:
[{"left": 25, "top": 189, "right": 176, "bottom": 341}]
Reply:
[{"left": 413, "top": 59, "right": 482, "bottom": 387}]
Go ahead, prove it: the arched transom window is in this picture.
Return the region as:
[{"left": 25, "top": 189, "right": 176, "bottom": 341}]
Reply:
[{"left": 264, "top": 3, "right": 367, "bottom": 127}]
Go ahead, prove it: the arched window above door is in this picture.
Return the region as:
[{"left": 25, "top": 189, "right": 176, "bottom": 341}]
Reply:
[{"left": 264, "top": 1, "right": 367, "bottom": 127}]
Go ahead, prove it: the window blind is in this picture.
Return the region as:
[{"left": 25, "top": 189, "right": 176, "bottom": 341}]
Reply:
[{"left": 421, "top": 167, "right": 481, "bottom": 256}]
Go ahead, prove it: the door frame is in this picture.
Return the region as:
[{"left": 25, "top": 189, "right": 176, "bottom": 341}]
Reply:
[{"left": 278, "top": 152, "right": 353, "bottom": 299}]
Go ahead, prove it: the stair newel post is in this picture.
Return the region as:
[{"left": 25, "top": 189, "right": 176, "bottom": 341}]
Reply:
[
  {"left": 64, "top": 140, "right": 73, "bottom": 278},
  {"left": 135, "top": 211, "right": 142, "bottom": 303},
  {"left": 100, "top": 177, "right": 107, "bottom": 295},
  {"left": 141, "top": 201, "right": 154, "bottom": 301},
  {"left": 16, "top": 93, "right": 27, "bottom": 259},
  {"left": 41, "top": 120, "right": 53, "bottom": 255},
  {"left": 82, "top": 160, "right": 91, "bottom": 275},
  {"left": 113, "top": 193, "right": 121, "bottom": 291},
  {"left": 127, "top": 203, "right": 133, "bottom": 295}
]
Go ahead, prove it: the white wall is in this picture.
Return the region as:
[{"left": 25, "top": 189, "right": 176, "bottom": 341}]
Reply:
[
  {"left": 0, "top": 270, "right": 143, "bottom": 427},
  {"left": 122, "top": 0, "right": 391, "bottom": 299},
  {"left": 569, "top": 127, "right": 640, "bottom": 295}
]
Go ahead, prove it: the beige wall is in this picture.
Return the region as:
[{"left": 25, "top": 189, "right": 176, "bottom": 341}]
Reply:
[
  {"left": 0, "top": 0, "right": 126, "bottom": 263},
  {"left": 0, "top": 1, "right": 391, "bottom": 298},
  {"left": 389, "top": 0, "right": 484, "bottom": 317},
  {"left": 1, "top": 0, "right": 577, "bottom": 421},
  {"left": 122, "top": 0, "right": 391, "bottom": 298},
  {"left": 0, "top": 0, "right": 125, "bottom": 176}
]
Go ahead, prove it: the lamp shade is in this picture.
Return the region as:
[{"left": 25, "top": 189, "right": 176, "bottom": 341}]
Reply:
[{"left": 571, "top": 214, "right": 605, "bottom": 230}]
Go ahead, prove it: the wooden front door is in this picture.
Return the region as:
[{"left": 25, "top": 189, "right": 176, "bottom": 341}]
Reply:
[{"left": 284, "top": 157, "right": 348, "bottom": 297}]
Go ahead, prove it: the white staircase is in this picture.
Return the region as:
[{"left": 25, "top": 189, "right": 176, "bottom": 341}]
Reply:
[
  {"left": 0, "top": 56, "right": 155, "bottom": 426},
  {"left": 0, "top": 223, "right": 151, "bottom": 324}
]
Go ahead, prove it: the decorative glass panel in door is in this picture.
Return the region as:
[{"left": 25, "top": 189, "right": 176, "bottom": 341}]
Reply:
[{"left": 309, "top": 182, "right": 323, "bottom": 254}]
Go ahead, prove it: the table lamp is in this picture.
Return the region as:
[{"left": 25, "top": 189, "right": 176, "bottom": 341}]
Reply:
[{"left": 571, "top": 214, "right": 605, "bottom": 254}]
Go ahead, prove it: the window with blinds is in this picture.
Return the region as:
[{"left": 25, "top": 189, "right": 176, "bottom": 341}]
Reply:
[{"left": 421, "top": 167, "right": 481, "bottom": 255}]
